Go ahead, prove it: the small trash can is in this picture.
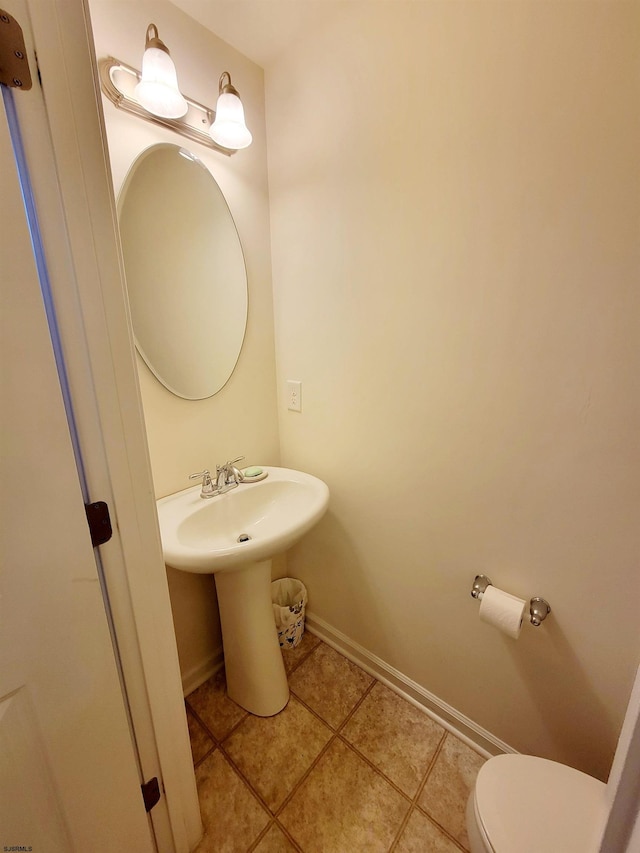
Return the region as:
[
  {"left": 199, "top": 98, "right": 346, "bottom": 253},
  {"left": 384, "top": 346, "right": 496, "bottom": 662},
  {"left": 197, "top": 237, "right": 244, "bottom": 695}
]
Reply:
[{"left": 271, "top": 578, "right": 308, "bottom": 649}]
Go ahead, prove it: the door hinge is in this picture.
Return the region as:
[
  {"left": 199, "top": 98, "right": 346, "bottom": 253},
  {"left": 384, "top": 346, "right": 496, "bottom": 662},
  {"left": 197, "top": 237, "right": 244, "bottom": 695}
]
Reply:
[
  {"left": 85, "top": 501, "right": 113, "bottom": 547},
  {"left": 0, "top": 9, "right": 32, "bottom": 90},
  {"left": 141, "top": 777, "right": 161, "bottom": 813}
]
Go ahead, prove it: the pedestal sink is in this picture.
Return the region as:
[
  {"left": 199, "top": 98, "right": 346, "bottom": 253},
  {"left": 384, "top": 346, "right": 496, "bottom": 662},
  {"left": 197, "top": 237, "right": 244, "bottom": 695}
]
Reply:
[{"left": 156, "top": 467, "right": 329, "bottom": 716}]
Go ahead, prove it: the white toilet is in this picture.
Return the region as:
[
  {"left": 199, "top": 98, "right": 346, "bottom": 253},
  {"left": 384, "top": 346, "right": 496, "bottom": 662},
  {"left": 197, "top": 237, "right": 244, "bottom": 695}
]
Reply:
[{"left": 466, "top": 753, "right": 607, "bottom": 853}]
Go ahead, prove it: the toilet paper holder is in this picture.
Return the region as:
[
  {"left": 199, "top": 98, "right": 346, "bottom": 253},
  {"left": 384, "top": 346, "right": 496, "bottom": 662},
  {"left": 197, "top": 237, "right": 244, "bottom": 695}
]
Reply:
[{"left": 471, "top": 575, "right": 551, "bottom": 627}]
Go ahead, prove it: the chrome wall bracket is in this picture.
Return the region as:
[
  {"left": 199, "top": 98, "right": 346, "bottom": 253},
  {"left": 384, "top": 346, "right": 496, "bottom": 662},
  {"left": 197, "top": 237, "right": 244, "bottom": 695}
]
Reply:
[
  {"left": 529, "top": 597, "right": 551, "bottom": 627},
  {"left": 471, "top": 574, "right": 492, "bottom": 599}
]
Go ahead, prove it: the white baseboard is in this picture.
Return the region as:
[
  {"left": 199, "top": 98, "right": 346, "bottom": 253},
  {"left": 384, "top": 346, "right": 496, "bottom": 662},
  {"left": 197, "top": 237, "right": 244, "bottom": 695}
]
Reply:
[
  {"left": 181, "top": 646, "right": 224, "bottom": 697},
  {"left": 306, "top": 611, "right": 516, "bottom": 759}
]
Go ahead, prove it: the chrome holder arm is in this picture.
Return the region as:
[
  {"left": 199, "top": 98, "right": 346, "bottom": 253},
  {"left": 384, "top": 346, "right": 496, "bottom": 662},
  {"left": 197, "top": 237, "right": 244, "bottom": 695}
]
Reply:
[
  {"left": 471, "top": 574, "right": 493, "bottom": 599},
  {"left": 529, "top": 597, "right": 551, "bottom": 627}
]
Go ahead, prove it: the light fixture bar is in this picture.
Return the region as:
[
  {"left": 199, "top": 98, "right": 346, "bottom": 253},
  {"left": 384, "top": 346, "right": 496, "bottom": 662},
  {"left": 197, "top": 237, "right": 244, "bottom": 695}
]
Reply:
[{"left": 98, "top": 57, "right": 236, "bottom": 156}]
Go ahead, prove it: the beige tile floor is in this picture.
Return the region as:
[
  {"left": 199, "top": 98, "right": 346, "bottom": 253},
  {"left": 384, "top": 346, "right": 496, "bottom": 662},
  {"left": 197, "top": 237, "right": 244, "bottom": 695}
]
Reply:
[{"left": 186, "top": 633, "right": 485, "bottom": 853}]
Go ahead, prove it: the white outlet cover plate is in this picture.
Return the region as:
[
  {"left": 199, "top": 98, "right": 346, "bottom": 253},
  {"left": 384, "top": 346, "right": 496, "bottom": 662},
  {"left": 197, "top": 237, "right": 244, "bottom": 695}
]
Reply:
[{"left": 287, "top": 380, "right": 302, "bottom": 412}]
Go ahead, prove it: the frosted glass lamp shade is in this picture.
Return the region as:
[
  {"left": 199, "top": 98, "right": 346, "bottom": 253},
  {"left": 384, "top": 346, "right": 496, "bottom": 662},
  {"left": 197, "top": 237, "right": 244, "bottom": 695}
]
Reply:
[
  {"left": 134, "top": 25, "right": 187, "bottom": 119},
  {"left": 210, "top": 73, "right": 252, "bottom": 150}
]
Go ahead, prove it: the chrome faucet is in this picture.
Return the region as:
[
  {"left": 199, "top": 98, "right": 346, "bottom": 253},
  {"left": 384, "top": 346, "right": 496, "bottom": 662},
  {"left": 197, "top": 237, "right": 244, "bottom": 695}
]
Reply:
[
  {"left": 215, "top": 456, "right": 245, "bottom": 493},
  {"left": 189, "top": 457, "right": 245, "bottom": 499},
  {"left": 188, "top": 469, "right": 216, "bottom": 499}
]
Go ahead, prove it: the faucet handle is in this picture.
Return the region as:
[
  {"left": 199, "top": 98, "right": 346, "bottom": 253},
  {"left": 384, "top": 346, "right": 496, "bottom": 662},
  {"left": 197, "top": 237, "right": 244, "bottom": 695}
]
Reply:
[
  {"left": 189, "top": 469, "right": 215, "bottom": 497},
  {"left": 226, "top": 456, "right": 245, "bottom": 482}
]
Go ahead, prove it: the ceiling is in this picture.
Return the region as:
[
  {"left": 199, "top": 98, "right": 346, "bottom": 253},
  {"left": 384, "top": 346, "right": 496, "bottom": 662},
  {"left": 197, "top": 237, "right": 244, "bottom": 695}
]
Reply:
[{"left": 169, "top": 0, "right": 339, "bottom": 68}]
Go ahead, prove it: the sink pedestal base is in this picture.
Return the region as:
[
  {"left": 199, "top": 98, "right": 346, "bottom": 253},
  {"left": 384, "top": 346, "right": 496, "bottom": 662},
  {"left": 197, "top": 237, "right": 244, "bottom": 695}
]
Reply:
[{"left": 214, "top": 559, "right": 289, "bottom": 716}]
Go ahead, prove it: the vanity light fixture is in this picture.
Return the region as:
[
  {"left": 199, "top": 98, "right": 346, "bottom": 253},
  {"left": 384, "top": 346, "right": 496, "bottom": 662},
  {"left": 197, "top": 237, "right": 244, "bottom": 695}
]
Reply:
[
  {"left": 98, "top": 23, "right": 252, "bottom": 156},
  {"left": 134, "top": 24, "right": 187, "bottom": 119},
  {"left": 210, "top": 72, "right": 252, "bottom": 150}
]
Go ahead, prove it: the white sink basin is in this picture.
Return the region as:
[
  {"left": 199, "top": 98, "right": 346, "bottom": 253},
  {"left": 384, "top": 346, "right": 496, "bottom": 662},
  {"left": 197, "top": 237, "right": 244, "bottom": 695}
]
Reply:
[
  {"left": 157, "top": 467, "right": 329, "bottom": 573},
  {"left": 156, "top": 467, "right": 329, "bottom": 717}
]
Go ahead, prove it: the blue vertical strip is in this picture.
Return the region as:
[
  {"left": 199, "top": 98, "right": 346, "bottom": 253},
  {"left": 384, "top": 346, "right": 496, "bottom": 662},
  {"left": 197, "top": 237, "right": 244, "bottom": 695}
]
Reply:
[{"left": 2, "top": 84, "right": 90, "bottom": 502}]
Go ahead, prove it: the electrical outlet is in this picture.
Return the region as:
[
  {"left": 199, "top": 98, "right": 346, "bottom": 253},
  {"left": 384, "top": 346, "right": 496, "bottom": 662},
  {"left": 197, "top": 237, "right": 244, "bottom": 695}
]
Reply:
[{"left": 287, "top": 380, "right": 302, "bottom": 412}]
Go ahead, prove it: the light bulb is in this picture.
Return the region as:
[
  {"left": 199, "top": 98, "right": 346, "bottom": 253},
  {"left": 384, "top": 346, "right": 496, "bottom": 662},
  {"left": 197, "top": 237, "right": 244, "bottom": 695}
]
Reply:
[
  {"left": 134, "top": 24, "right": 187, "bottom": 119},
  {"left": 210, "top": 73, "right": 252, "bottom": 150}
]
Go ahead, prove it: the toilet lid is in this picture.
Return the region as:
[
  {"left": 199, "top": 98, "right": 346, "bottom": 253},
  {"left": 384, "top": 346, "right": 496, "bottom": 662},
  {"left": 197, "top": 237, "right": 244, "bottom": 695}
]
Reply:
[{"left": 474, "top": 754, "right": 607, "bottom": 853}]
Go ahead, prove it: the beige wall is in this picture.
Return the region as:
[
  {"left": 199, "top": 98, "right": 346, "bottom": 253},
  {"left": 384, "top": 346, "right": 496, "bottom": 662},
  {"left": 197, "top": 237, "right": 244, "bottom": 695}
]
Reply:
[
  {"left": 89, "top": 0, "right": 280, "bottom": 683},
  {"left": 90, "top": 0, "right": 640, "bottom": 780},
  {"left": 266, "top": 1, "right": 640, "bottom": 780}
]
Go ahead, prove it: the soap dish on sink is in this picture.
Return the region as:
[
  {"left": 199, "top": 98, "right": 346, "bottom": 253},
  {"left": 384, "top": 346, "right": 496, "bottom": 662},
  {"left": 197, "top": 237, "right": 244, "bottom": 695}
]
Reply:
[{"left": 242, "top": 468, "right": 268, "bottom": 483}]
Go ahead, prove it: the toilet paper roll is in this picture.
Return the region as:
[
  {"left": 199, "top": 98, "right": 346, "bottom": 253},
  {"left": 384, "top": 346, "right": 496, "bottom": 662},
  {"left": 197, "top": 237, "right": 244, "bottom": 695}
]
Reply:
[{"left": 479, "top": 585, "right": 526, "bottom": 639}]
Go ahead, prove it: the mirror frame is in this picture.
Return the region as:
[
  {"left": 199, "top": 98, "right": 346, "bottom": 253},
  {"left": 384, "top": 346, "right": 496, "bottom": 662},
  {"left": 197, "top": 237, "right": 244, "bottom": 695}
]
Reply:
[{"left": 117, "top": 143, "right": 248, "bottom": 400}]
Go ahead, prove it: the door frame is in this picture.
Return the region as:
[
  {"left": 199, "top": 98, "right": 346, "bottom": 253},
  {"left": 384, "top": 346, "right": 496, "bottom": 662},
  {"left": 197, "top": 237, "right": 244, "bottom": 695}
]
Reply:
[{"left": 7, "top": 1, "right": 201, "bottom": 850}]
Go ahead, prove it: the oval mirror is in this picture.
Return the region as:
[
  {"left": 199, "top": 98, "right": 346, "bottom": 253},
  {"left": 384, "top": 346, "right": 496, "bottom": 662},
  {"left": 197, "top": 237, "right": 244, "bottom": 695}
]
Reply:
[{"left": 118, "top": 144, "right": 248, "bottom": 400}]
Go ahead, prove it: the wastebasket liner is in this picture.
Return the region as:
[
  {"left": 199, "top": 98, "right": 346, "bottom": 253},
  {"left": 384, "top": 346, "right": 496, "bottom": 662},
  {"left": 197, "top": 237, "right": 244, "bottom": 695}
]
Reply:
[{"left": 271, "top": 577, "right": 307, "bottom": 648}]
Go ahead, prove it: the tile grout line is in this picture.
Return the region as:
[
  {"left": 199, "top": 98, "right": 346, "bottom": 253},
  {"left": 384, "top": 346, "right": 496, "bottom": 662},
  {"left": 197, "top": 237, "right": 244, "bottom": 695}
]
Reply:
[
  {"left": 185, "top": 701, "right": 219, "bottom": 745},
  {"left": 193, "top": 743, "right": 217, "bottom": 770},
  {"left": 218, "top": 740, "right": 278, "bottom": 817},
  {"left": 247, "top": 817, "right": 306, "bottom": 853},
  {"left": 187, "top": 645, "right": 473, "bottom": 853},
  {"left": 288, "top": 688, "right": 338, "bottom": 731},
  {"left": 273, "top": 679, "right": 378, "bottom": 822},
  {"left": 221, "top": 708, "right": 252, "bottom": 741},
  {"left": 273, "top": 730, "right": 338, "bottom": 820},
  {"left": 287, "top": 666, "right": 375, "bottom": 735},
  {"left": 282, "top": 635, "right": 322, "bottom": 677},
  {"left": 335, "top": 733, "right": 415, "bottom": 804},
  {"left": 186, "top": 643, "right": 344, "bottom": 847},
  {"left": 219, "top": 692, "right": 339, "bottom": 819},
  {"left": 387, "top": 730, "right": 447, "bottom": 852},
  {"left": 186, "top": 697, "right": 276, "bottom": 849},
  {"left": 336, "top": 676, "right": 377, "bottom": 734},
  {"left": 332, "top": 681, "right": 464, "bottom": 852},
  {"left": 185, "top": 695, "right": 250, "bottom": 745},
  {"left": 228, "top": 669, "right": 453, "bottom": 848},
  {"left": 190, "top": 705, "right": 465, "bottom": 853},
  {"left": 332, "top": 725, "right": 457, "bottom": 850},
  {"left": 184, "top": 697, "right": 219, "bottom": 769},
  {"left": 245, "top": 818, "right": 275, "bottom": 852},
  {"left": 273, "top": 818, "right": 305, "bottom": 852},
  {"left": 413, "top": 802, "right": 469, "bottom": 852},
  {"left": 415, "top": 730, "right": 447, "bottom": 801},
  {"left": 215, "top": 690, "right": 383, "bottom": 839},
  {"left": 216, "top": 749, "right": 274, "bottom": 849},
  {"left": 245, "top": 816, "right": 304, "bottom": 853},
  {"left": 273, "top": 677, "right": 425, "bottom": 850},
  {"left": 184, "top": 702, "right": 223, "bottom": 768},
  {"left": 410, "top": 730, "right": 470, "bottom": 853},
  {"left": 195, "top": 638, "right": 323, "bottom": 792}
]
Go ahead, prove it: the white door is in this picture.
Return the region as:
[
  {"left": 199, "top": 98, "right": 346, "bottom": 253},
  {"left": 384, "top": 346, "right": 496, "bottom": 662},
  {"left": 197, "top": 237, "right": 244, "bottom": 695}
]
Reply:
[
  {"left": 0, "top": 2, "right": 202, "bottom": 850},
  {"left": 0, "top": 70, "right": 155, "bottom": 853}
]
